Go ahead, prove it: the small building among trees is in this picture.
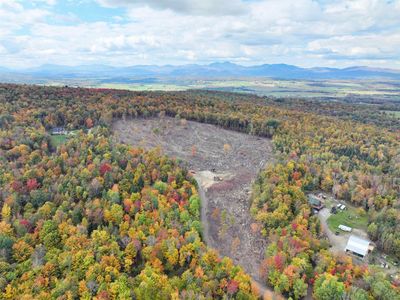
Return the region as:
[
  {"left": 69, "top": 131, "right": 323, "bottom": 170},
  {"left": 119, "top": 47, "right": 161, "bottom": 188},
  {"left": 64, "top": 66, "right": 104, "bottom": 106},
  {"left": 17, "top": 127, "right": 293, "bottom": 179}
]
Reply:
[
  {"left": 345, "top": 235, "right": 374, "bottom": 259},
  {"left": 51, "top": 127, "right": 68, "bottom": 135},
  {"left": 308, "top": 195, "right": 324, "bottom": 211}
]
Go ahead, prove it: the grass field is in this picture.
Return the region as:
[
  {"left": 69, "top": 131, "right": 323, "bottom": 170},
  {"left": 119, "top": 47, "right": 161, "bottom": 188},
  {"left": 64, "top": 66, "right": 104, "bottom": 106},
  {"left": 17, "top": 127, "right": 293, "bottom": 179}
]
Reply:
[
  {"left": 383, "top": 110, "right": 400, "bottom": 118},
  {"left": 34, "top": 77, "right": 400, "bottom": 101},
  {"left": 91, "top": 79, "right": 400, "bottom": 101},
  {"left": 50, "top": 135, "right": 68, "bottom": 148},
  {"left": 327, "top": 207, "right": 368, "bottom": 232},
  {"left": 98, "top": 83, "right": 186, "bottom": 91}
]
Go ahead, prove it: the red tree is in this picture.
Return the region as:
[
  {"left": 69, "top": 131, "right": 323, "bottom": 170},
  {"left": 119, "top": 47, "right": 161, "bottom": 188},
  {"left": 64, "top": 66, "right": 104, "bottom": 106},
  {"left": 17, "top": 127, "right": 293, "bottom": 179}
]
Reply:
[
  {"left": 27, "top": 178, "right": 38, "bottom": 191},
  {"left": 100, "top": 163, "right": 112, "bottom": 176}
]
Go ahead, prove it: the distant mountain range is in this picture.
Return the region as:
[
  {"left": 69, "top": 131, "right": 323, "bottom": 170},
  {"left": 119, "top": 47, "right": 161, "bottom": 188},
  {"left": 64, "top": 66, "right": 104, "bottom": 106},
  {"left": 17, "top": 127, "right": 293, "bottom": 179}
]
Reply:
[{"left": 1, "top": 62, "right": 400, "bottom": 81}]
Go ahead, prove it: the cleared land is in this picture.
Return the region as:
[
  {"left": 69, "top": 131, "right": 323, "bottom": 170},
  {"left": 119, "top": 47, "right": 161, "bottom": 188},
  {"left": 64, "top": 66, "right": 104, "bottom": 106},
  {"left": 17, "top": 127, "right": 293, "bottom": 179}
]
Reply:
[
  {"left": 327, "top": 208, "right": 368, "bottom": 232},
  {"left": 49, "top": 135, "right": 67, "bottom": 148},
  {"left": 113, "top": 117, "right": 273, "bottom": 286}
]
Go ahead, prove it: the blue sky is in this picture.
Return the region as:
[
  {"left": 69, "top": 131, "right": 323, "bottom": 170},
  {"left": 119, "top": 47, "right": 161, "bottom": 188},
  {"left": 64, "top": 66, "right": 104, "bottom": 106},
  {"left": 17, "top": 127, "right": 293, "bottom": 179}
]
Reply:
[{"left": 0, "top": 0, "right": 399, "bottom": 69}]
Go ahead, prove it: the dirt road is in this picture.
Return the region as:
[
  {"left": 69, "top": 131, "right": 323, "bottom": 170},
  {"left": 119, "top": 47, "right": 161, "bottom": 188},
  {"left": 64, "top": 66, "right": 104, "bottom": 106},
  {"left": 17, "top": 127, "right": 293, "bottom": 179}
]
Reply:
[
  {"left": 194, "top": 179, "right": 211, "bottom": 246},
  {"left": 318, "top": 208, "right": 348, "bottom": 254}
]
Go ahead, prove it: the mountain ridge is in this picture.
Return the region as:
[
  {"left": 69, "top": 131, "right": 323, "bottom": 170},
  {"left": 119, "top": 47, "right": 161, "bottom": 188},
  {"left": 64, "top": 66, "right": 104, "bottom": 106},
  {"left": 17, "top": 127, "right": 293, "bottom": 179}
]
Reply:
[{"left": 1, "top": 62, "right": 400, "bottom": 80}]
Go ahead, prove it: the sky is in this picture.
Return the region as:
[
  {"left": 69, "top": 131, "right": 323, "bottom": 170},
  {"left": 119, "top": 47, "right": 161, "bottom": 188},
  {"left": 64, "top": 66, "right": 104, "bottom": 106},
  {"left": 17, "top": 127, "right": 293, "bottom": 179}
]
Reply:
[{"left": 0, "top": 0, "right": 399, "bottom": 69}]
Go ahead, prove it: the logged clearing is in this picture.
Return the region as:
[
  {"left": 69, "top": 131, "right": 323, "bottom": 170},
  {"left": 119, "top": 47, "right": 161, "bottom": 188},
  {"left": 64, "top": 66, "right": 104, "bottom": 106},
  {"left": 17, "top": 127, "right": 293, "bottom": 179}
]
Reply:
[{"left": 113, "top": 117, "right": 273, "bottom": 285}]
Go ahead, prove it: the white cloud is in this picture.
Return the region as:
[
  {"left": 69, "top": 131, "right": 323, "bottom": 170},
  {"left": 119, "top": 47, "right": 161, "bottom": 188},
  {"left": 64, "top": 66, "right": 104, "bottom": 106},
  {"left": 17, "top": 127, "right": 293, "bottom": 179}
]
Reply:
[
  {"left": 0, "top": 1, "right": 50, "bottom": 37},
  {"left": 0, "top": 0, "right": 399, "bottom": 68},
  {"left": 0, "top": 43, "right": 7, "bottom": 54},
  {"left": 97, "top": 0, "right": 247, "bottom": 16},
  {"left": 0, "top": 0, "right": 23, "bottom": 11},
  {"left": 308, "top": 34, "right": 400, "bottom": 59},
  {"left": 33, "top": 0, "right": 57, "bottom": 6}
]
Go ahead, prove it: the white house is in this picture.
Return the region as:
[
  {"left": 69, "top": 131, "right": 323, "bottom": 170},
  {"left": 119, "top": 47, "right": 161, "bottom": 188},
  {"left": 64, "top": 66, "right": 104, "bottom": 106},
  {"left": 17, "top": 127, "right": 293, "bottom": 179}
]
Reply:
[
  {"left": 345, "top": 235, "right": 374, "bottom": 258},
  {"left": 51, "top": 127, "right": 68, "bottom": 135}
]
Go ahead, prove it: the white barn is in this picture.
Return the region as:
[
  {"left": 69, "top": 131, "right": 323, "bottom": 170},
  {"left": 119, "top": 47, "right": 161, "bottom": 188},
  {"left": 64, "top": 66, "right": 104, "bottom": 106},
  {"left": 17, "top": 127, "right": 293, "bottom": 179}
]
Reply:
[{"left": 345, "top": 235, "right": 373, "bottom": 258}]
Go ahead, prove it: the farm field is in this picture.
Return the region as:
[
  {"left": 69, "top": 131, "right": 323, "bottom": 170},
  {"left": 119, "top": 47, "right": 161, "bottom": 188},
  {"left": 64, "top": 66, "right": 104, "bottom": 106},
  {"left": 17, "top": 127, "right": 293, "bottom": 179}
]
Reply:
[
  {"left": 94, "top": 78, "right": 400, "bottom": 100},
  {"left": 23, "top": 77, "right": 400, "bottom": 102},
  {"left": 99, "top": 83, "right": 185, "bottom": 91},
  {"left": 383, "top": 110, "right": 400, "bottom": 118}
]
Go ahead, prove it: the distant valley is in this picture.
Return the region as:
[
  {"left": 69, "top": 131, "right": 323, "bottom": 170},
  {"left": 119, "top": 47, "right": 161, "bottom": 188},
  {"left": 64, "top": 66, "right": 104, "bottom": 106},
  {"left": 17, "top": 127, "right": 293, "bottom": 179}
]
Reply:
[{"left": 1, "top": 62, "right": 400, "bottom": 102}]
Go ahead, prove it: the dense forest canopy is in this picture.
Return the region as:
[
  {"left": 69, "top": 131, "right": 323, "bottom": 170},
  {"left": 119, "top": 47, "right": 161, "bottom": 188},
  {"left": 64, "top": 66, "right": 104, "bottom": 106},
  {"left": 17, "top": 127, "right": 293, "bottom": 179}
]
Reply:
[
  {"left": 0, "top": 84, "right": 399, "bottom": 299},
  {"left": 261, "top": 96, "right": 400, "bottom": 131}
]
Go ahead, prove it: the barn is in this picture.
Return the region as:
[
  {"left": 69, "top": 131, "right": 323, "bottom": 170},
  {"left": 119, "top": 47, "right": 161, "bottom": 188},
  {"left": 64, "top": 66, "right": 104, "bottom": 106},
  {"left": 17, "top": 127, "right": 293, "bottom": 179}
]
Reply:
[{"left": 345, "top": 235, "right": 373, "bottom": 258}]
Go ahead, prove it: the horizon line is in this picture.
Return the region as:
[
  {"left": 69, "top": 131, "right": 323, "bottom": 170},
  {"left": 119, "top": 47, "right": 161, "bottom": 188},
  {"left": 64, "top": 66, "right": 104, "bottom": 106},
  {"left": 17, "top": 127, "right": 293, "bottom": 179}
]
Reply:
[{"left": 1, "top": 61, "right": 400, "bottom": 72}]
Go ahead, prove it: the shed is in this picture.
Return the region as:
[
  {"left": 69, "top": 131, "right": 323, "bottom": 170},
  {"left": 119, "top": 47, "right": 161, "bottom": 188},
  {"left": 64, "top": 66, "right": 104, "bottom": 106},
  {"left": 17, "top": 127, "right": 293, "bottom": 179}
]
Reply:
[{"left": 345, "top": 235, "right": 372, "bottom": 258}]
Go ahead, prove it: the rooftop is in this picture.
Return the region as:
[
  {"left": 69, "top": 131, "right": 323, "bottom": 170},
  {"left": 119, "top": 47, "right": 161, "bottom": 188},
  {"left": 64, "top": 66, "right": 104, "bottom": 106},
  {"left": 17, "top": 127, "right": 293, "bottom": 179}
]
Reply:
[
  {"left": 345, "top": 235, "right": 371, "bottom": 257},
  {"left": 308, "top": 195, "right": 322, "bottom": 206}
]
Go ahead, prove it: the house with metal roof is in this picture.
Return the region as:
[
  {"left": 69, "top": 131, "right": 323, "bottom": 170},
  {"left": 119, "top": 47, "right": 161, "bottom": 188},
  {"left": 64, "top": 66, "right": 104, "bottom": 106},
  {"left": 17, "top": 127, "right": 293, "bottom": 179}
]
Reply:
[
  {"left": 345, "top": 235, "right": 374, "bottom": 258},
  {"left": 308, "top": 195, "right": 324, "bottom": 211}
]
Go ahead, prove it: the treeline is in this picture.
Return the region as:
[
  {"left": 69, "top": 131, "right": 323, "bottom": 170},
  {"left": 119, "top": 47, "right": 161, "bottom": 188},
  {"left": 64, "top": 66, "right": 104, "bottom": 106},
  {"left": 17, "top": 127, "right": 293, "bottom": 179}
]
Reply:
[{"left": 0, "top": 84, "right": 399, "bottom": 299}]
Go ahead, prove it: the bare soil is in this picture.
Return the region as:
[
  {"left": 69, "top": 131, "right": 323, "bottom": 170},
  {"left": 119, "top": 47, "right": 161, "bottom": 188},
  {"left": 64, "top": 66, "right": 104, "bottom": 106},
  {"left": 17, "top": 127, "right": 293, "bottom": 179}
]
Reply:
[{"left": 113, "top": 117, "right": 274, "bottom": 287}]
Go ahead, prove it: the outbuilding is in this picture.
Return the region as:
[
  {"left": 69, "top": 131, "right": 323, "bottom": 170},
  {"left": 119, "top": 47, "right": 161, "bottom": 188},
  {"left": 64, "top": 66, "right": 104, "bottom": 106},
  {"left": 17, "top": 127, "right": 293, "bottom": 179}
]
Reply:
[
  {"left": 345, "top": 235, "right": 373, "bottom": 258},
  {"left": 51, "top": 127, "right": 68, "bottom": 135}
]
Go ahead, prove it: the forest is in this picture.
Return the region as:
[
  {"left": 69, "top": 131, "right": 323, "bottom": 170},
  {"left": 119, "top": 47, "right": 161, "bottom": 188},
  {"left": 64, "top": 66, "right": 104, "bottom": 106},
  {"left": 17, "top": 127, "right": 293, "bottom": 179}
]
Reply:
[
  {"left": 0, "top": 84, "right": 399, "bottom": 299},
  {"left": 262, "top": 97, "right": 400, "bottom": 131}
]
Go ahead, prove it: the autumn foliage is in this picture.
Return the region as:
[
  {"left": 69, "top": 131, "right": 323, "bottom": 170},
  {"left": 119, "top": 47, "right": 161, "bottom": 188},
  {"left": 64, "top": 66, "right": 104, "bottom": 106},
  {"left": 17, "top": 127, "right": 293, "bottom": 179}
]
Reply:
[{"left": 0, "top": 84, "right": 398, "bottom": 299}]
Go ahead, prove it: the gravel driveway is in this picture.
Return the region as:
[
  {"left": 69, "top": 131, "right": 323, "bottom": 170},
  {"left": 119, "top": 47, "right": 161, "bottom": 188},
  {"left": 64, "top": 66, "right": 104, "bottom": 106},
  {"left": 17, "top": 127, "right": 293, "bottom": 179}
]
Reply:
[{"left": 318, "top": 208, "right": 349, "bottom": 254}]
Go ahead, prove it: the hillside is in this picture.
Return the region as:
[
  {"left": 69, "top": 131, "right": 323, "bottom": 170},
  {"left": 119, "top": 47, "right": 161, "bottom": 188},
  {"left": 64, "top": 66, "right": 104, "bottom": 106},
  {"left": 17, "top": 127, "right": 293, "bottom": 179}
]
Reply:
[{"left": 0, "top": 84, "right": 399, "bottom": 299}]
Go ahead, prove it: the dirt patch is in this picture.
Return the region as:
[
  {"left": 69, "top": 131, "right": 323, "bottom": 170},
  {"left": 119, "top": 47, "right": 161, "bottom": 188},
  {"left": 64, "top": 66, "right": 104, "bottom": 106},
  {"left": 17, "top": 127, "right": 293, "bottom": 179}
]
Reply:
[{"left": 113, "top": 117, "right": 274, "bottom": 286}]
